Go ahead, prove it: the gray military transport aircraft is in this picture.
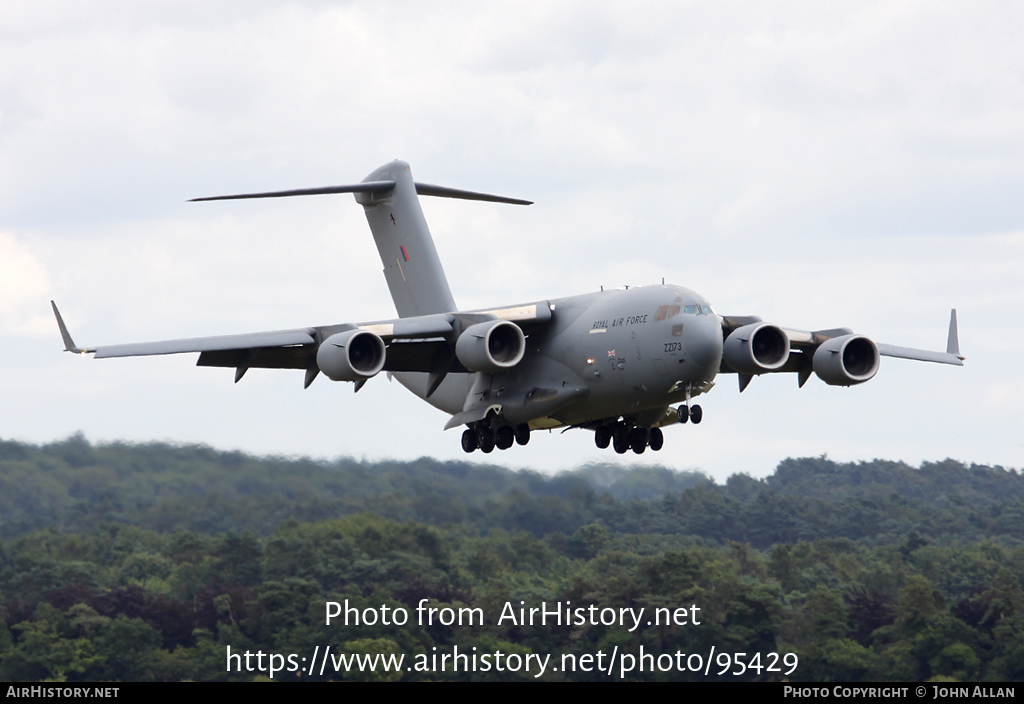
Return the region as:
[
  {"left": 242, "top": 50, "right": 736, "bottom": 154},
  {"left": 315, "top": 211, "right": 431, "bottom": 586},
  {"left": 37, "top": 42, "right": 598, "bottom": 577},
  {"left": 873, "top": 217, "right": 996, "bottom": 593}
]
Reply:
[{"left": 52, "top": 160, "right": 965, "bottom": 455}]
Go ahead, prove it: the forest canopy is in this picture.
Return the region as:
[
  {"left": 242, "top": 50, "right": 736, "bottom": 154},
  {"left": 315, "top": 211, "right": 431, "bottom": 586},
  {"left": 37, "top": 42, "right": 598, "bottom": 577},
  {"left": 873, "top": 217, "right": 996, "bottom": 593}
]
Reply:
[{"left": 0, "top": 435, "right": 1021, "bottom": 682}]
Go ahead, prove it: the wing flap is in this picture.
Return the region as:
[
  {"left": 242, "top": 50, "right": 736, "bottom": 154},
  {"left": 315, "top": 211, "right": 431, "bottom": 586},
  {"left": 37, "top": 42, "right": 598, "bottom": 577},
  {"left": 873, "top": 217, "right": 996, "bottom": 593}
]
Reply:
[
  {"left": 197, "top": 346, "right": 314, "bottom": 370},
  {"left": 384, "top": 340, "right": 465, "bottom": 373},
  {"left": 358, "top": 313, "right": 454, "bottom": 340},
  {"left": 464, "top": 301, "right": 553, "bottom": 324}
]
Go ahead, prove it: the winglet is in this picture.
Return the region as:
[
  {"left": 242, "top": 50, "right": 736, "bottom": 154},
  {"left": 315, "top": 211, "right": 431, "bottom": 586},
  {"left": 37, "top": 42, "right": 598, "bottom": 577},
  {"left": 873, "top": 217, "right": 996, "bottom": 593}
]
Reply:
[
  {"left": 50, "top": 301, "right": 90, "bottom": 354},
  {"left": 946, "top": 309, "right": 963, "bottom": 359}
]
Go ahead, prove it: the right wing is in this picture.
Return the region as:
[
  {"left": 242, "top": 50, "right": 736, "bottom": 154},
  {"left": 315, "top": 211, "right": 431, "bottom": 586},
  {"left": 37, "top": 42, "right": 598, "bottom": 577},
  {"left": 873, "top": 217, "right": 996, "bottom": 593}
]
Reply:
[{"left": 51, "top": 300, "right": 552, "bottom": 387}]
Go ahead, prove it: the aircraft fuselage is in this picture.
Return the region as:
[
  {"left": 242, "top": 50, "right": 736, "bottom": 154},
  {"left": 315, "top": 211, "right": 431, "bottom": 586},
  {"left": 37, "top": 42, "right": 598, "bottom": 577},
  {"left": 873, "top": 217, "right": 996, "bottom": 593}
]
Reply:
[{"left": 395, "top": 284, "right": 723, "bottom": 430}]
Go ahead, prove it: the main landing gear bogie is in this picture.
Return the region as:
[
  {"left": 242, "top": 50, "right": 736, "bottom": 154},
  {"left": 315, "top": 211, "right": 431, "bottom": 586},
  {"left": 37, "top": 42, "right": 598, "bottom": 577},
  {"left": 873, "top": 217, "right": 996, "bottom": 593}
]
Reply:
[
  {"left": 463, "top": 406, "right": 705, "bottom": 454},
  {"left": 462, "top": 422, "right": 530, "bottom": 454},
  {"left": 593, "top": 405, "right": 704, "bottom": 453},
  {"left": 597, "top": 420, "right": 666, "bottom": 454}
]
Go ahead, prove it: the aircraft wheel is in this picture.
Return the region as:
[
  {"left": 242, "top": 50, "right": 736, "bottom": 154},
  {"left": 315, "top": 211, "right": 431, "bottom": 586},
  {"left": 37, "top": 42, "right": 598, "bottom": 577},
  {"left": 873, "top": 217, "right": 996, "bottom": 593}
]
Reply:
[
  {"left": 612, "top": 429, "right": 630, "bottom": 454},
  {"left": 461, "top": 428, "right": 478, "bottom": 453},
  {"left": 478, "top": 426, "right": 495, "bottom": 453},
  {"left": 594, "top": 425, "right": 612, "bottom": 449},
  {"left": 677, "top": 405, "right": 689, "bottom": 424},
  {"left": 614, "top": 421, "right": 631, "bottom": 445},
  {"left": 514, "top": 424, "right": 531, "bottom": 446},
  {"left": 496, "top": 425, "right": 515, "bottom": 450},
  {"left": 630, "top": 427, "right": 648, "bottom": 454},
  {"left": 649, "top": 427, "right": 664, "bottom": 451},
  {"left": 690, "top": 405, "right": 703, "bottom": 424}
]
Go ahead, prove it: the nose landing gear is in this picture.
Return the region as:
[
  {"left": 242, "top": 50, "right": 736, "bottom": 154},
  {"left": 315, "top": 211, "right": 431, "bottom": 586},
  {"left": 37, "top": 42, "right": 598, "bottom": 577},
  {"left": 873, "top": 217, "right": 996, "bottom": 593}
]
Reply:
[{"left": 677, "top": 404, "right": 702, "bottom": 424}]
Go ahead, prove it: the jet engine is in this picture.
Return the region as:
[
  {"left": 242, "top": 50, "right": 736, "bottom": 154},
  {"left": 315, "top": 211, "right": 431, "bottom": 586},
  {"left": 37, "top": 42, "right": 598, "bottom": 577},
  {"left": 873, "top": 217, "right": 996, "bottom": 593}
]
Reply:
[
  {"left": 456, "top": 320, "right": 526, "bottom": 373},
  {"left": 316, "top": 329, "right": 386, "bottom": 381},
  {"left": 723, "top": 322, "right": 790, "bottom": 374},
  {"left": 812, "top": 334, "right": 879, "bottom": 386}
]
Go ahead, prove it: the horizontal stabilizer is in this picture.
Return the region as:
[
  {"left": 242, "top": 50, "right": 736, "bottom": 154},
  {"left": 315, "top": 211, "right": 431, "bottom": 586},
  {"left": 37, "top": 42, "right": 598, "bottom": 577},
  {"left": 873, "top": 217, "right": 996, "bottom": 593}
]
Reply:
[
  {"left": 189, "top": 181, "right": 396, "bottom": 202},
  {"left": 414, "top": 183, "right": 532, "bottom": 205},
  {"left": 190, "top": 181, "right": 531, "bottom": 205}
]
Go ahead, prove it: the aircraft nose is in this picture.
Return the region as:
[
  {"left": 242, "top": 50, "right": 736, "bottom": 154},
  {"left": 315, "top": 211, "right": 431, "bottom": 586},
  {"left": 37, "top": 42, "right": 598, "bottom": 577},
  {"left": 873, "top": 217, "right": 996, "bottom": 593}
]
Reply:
[{"left": 688, "top": 317, "right": 724, "bottom": 370}]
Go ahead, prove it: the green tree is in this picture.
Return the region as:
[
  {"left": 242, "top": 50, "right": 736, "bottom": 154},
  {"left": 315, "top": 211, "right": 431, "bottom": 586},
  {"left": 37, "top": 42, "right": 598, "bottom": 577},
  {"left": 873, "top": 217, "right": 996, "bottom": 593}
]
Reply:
[{"left": 1, "top": 603, "right": 99, "bottom": 682}]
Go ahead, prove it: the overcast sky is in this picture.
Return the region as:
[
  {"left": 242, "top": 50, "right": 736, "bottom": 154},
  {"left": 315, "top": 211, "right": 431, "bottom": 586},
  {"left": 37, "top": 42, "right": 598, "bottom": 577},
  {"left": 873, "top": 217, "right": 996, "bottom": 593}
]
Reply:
[{"left": 2, "top": 1, "right": 1022, "bottom": 481}]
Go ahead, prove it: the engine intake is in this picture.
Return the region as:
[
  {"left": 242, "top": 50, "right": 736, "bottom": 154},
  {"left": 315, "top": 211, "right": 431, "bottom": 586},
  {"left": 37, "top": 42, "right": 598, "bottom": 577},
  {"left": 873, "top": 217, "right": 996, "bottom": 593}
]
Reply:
[
  {"left": 316, "top": 329, "right": 386, "bottom": 381},
  {"left": 723, "top": 322, "right": 790, "bottom": 374},
  {"left": 812, "top": 334, "right": 879, "bottom": 386},
  {"left": 456, "top": 320, "right": 526, "bottom": 373}
]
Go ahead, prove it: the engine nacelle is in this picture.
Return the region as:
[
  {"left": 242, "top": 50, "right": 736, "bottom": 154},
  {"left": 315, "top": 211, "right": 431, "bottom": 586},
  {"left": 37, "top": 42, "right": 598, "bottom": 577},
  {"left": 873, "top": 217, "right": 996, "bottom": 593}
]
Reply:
[
  {"left": 812, "top": 334, "right": 879, "bottom": 386},
  {"left": 456, "top": 320, "right": 526, "bottom": 373},
  {"left": 723, "top": 322, "right": 790, "bottom": 374},
  {"left": 316, "top": 329, "right": 386, "bottom": 381}
]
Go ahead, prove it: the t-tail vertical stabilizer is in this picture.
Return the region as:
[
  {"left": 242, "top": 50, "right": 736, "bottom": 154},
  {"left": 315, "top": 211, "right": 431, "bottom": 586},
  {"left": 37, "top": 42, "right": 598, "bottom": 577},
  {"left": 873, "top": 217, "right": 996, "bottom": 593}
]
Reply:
[
  {"left": 356, "top": 161, "right": 457, "bottom": 318},
  {"left": 190, "top": 160, "right": 531, "bottom": 320}
]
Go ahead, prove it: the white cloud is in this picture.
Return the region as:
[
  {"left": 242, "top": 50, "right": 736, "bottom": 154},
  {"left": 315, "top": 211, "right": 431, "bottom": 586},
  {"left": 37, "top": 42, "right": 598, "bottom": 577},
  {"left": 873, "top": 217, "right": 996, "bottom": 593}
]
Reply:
[{"left": 0, "top": 232, "right": 52, "bottom": 335}]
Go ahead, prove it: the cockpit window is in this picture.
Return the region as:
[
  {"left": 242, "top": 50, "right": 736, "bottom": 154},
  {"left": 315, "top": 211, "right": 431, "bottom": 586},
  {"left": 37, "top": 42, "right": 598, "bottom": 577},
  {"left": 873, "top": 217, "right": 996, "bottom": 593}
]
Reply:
[
  {"left": 654, "top": 305, "right": 669, "bottom": 321},
  {"left": 684, "top": 304, "right": 698, "bottom": 314},
  {"left": 668, "top": 305, "right": 680, "bottom": 318}
]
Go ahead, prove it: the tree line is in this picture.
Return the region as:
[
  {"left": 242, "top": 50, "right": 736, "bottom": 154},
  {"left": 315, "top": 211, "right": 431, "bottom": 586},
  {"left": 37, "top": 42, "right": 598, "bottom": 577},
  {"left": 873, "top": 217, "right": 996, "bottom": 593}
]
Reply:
[{"left": 0, "top": 435, "right": 1021, "bottom": 681}]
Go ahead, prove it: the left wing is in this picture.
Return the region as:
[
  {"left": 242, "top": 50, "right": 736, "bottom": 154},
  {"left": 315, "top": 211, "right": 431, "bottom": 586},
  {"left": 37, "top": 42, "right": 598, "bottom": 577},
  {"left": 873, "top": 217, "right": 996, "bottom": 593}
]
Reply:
[
  {"left": 781, "top": 309, "right": 963, "bottom": 366},
  {"left": 718, "top": 308, "right": 963, "bottom": 390}
]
